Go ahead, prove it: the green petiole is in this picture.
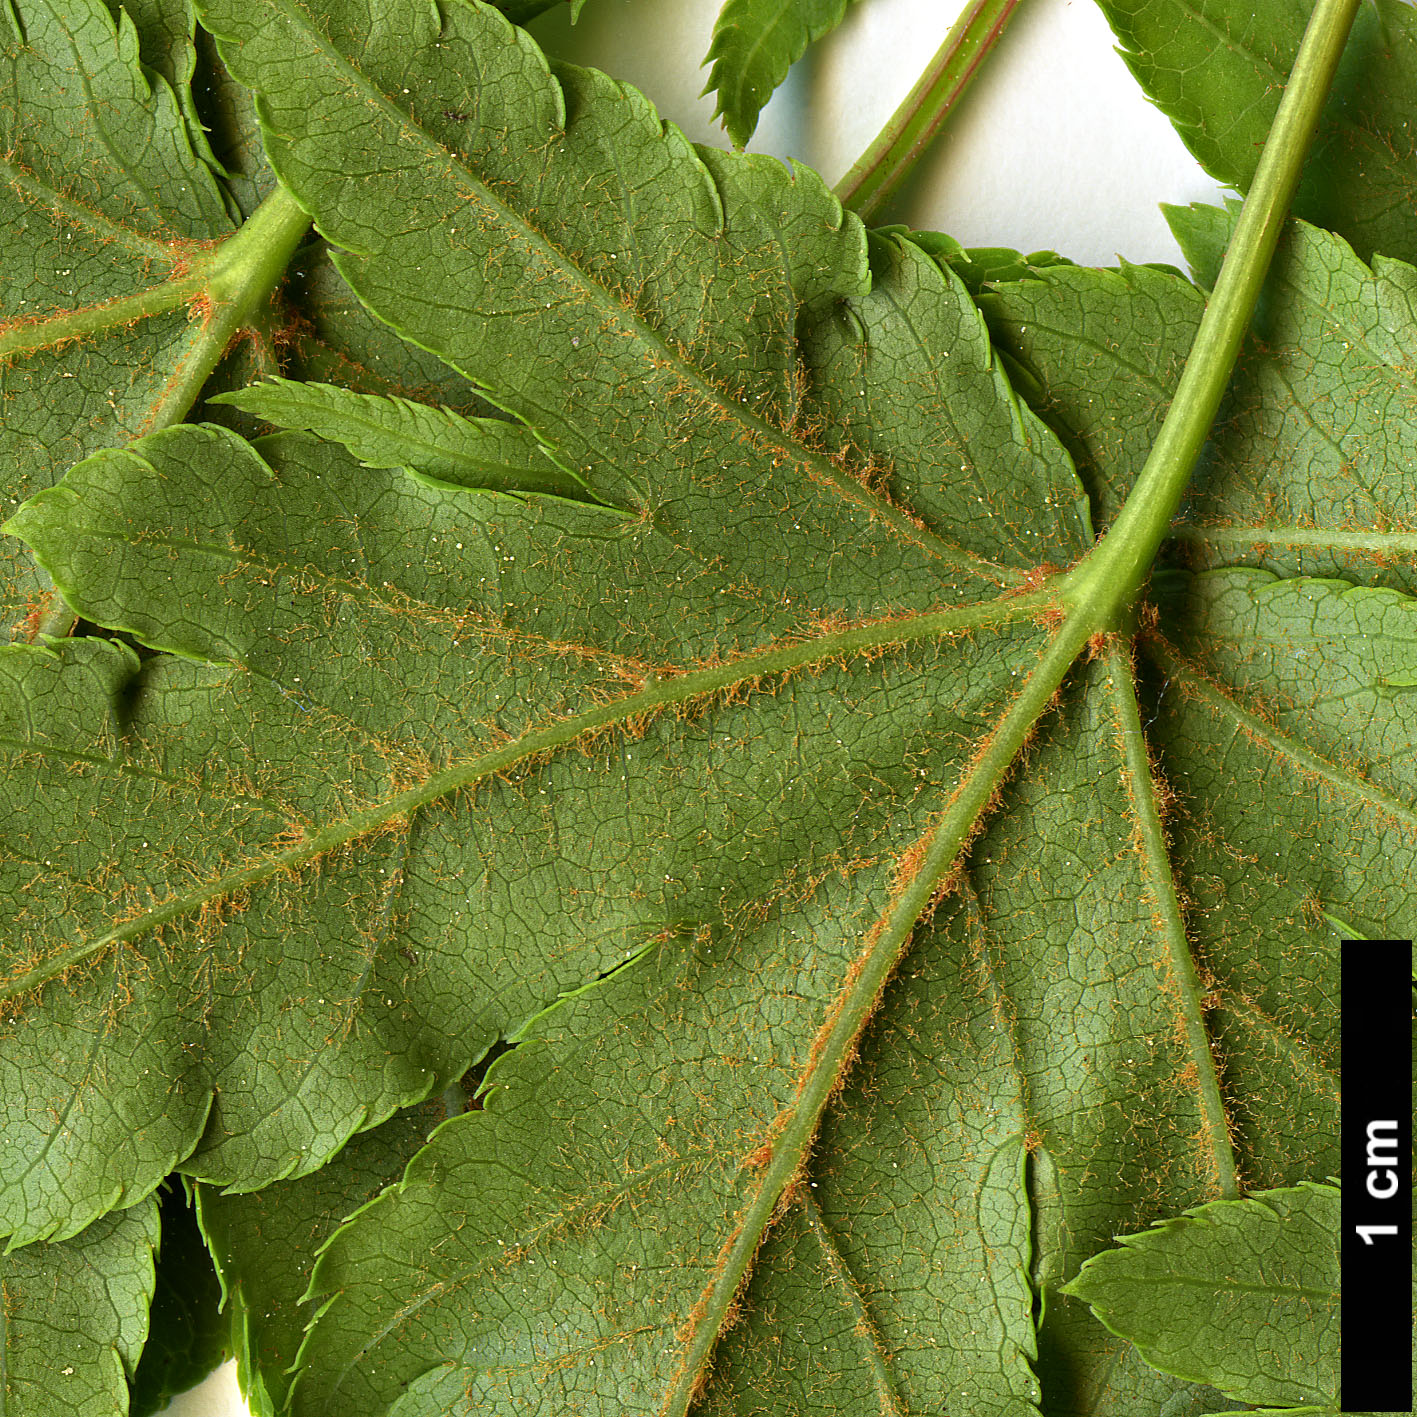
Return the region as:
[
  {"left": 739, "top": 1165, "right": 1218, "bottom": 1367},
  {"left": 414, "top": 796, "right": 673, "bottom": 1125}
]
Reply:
[{"left": 833, "top": 0, "right": 1025, "bottom": 221}]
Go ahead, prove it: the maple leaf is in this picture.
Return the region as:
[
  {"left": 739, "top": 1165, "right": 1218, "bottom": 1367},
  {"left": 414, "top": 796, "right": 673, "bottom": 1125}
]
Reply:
[
  {"left": 0, "top": 1195, "right": 159, "bottom": 1415},
  {"left": 0, "top": 0, "right": 1406, "bottom": 1411},
  {"left": 0, "top": 0, "right": 234, "bottom": 638},
  {"left": 981, "top": 206, "right": 1417, "bottom": 597},
  {"left": 195, "top": 1095, "right": 453, "bottom": 1415},
  {"left": 0, "top": 0, "right": 530, "bottom": 650}
]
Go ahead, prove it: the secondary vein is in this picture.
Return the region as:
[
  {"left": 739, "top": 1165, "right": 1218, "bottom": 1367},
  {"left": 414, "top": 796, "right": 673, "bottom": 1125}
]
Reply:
[
  {"left": 1144, "top": 632, "right": 1417, "bottom": 834},
  {"left": 1169, "top": 521, "right": 1417, "bottom": 557},
  {"left": 657, "top": 606, "right": 1098, "bottom": 1417},
  {"left": 0, "top": 155, "right": 189, "bottom": 260},
  {"left": 0, "top": 270, "right": 209, "bottom": 362},
  {"left": 801, "top": 1188, "right": 908, "bottom": 1417}
]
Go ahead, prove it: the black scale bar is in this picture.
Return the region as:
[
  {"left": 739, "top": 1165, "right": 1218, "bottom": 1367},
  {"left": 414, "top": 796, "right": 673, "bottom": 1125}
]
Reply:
[{"left": 1342, "top": 938, "right": 1413, "bottom": 1412}]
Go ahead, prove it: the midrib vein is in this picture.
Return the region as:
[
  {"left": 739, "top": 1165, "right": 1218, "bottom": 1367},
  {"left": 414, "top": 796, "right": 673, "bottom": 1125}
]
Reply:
[
  {"left": 1145, "top": 634, "right": 1417, "bottom": 832},
  {"left": 0, "top": 271, "right": 208, "bottom": 361},
  {"left": 269, "top": 0, "right": 1027, "bottom": 589},
  {"left": 1133, "top": 1271, "right": 1336, "bottom": 1301},
  {"left": 731, "top": 0, "right": 801, "bottom": 89},
  {"left": 1104, "top": 642, "right": 1238, "bottom": 1198},
  {"left": 1, "top": 588, "right": 1055, "bottom": 1002},
  {"left": 656, "top": 609, "right": 1097, "bottom": 1417}
]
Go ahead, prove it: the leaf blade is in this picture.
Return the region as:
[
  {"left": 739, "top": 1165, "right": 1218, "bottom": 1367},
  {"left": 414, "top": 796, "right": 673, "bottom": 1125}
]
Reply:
[
  {"left": 194, "top": 0, "right": 1090, "bottom": 601},
  {"left": 703, "top": 0, "right": 851, "bottom": 149},
  {"left": 1092, "top": 0, "right": 1417, "bottom": 266},
  {"left": 983, "top": 213, "right": 1417, "bottom": 595},
  {"left": 195, "top": 1098, "right": 449, "bottom": 1415},
  {"left": 0, "top": 1196, "right": 160, "bottom": 1417},
  {"left": 215, "top": 377, "right": 592, "bottom": 500},
  {"left": 0, "top": 0, "right": 232, "bottom": 626},
  {"left": 1062, "top": 1182, "right": 1340, "bottom": 1407},
  {"left": 0, "top": 416, "right": 1057, "bottom": 1242}
]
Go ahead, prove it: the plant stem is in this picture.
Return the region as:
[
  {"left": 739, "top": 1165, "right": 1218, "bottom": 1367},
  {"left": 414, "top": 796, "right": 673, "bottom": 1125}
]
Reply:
[
  {"left": 733, "top": 4, "right": 1362, "bottom": 1375},
  {"left": 832, "top": 0, "right": 1024, "bottom": 222},
  {"left": 1063, "top": 0, "right": 1362, "bottom": 624}
]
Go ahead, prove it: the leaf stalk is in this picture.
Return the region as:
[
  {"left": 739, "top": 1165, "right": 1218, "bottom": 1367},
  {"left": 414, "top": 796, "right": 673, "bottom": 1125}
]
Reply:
[
  {"left": 832, "top": 0, "right": 1024, "bottom": 222},
  {"left": 1062, "top": 0, "right": 1362, "bottom": 625}
]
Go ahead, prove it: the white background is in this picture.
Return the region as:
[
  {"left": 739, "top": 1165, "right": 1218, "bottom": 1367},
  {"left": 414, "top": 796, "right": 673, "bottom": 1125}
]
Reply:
[{"left": 165, "top": 0, "right": 1227, "bottom": 1411}]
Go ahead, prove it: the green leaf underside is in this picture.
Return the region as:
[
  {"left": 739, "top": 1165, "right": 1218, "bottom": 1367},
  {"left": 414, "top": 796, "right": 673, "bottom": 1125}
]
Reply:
[
  {"left": 0, "top": 0, "right": 234, "bottom": 638},
  {"left": 704, "top": 0, "right": 851, "bottom": 149},
  {"left": 3, "top": 421, "right": 1064, "bottom": 1236},
  {"left": 127, "top": 1181, "right": 231, "bottom": 1416},
  {"left": 195, "top": 1097, "right": 449, "bottom": 1416},
  {"left": 0, "top": 0, "right": 1404, "bottom": 1411},
  {"left": 216, "top": 377, "right": 590, "bottom": 499},
  {"left": 284, "top": 608, "right": 1348, "bottom": 1417},
  {"left": 1, "top": 0, "right": 1104, "bottom": 1242},
  {"left": 201, "top": 0, "right": 1097, "bottom": 591},
  {"left": 981, "top": 209, "right": 1417, "bottom": 596},
  {"left": 0, "top": 0, "right": 550, "bottom": 609},
  {"left": 97, "top": 0, "right": 220, "bottom": 192},
  {"left": 1064, "top": 1182, "right": 1338, "bottom": 1407},
  {"left": 188, "top": 5, "right": 276, "bottom": 221},
  {"left": 276, "top": 246, "right": 502, "bottom": 415},
  {"left": 296, "top": 861, "right": 1043, "bottom": 1416},
  {"left": 0, "top": 1195, "right": 159, "bottom": 1417},
  {"left": 1092, "top": 0, "right": 1417, "bottom": 268},
  {"left": 5, "top": 421, "right": 1387, "bottom": 1411},
  {"left": 105, "top": 0, "right": 197, "bottom": 94}
]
